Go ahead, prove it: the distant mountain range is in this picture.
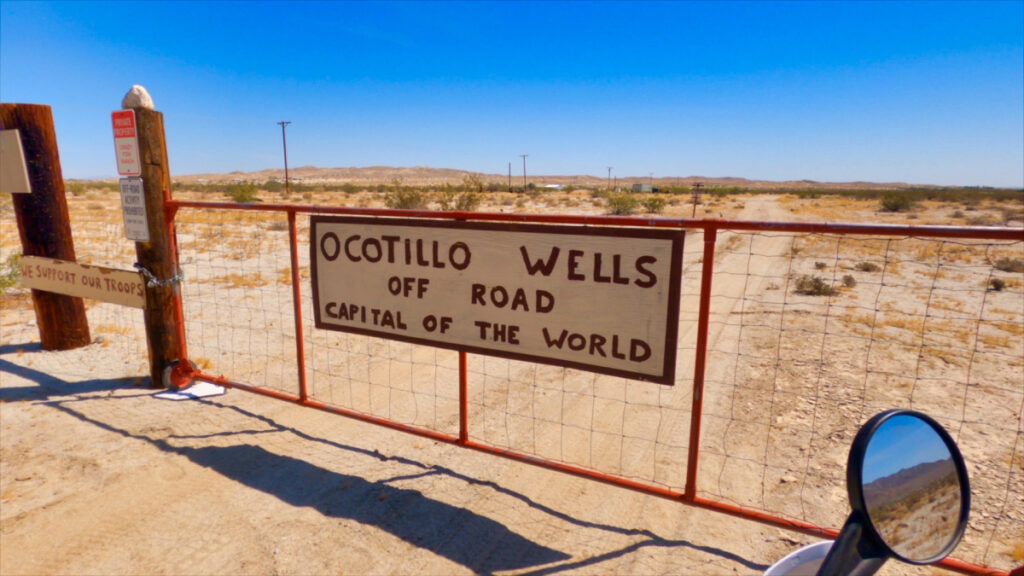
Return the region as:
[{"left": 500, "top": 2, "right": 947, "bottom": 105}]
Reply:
[
  {"left": 169, "top": 165, "right": 947, "bottom": 190},
  {"left": 864, "top": 459, "right": 958, "bottom": 508}
]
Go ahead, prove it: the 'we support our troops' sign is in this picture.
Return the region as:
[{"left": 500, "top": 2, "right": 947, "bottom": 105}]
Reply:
[{"left": 311, "top": 216, "right": 684, "bottom": 384}]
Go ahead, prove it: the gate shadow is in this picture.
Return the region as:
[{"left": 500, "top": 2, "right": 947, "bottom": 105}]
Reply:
[
  {"left": 181, "top": 442, "right": 569, "bottom": 573},
  {"left": 1, "top": 347, "right": 769, "bottom": 574}
]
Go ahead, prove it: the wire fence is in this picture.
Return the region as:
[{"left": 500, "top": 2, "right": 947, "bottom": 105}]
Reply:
[
  {"left": 2, "top": 191, "right": 1021, "bottom": 573},
  {"left": 165, "top": 201, "right": 1022, "bottom": 573},
  {"left": 0, "top": 192, "right": 148, "bottom": 378}
]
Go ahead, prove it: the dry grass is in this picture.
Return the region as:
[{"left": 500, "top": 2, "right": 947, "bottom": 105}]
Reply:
[{"left": 207, "top": 273, "right": 268, "bottom": 289}]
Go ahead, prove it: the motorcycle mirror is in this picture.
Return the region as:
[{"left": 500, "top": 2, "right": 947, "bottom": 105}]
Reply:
[{"left": 815, "top": 409, "right": 970, "bottom": 576}]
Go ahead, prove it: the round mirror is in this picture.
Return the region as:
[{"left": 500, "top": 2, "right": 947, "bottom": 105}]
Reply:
[{"left": 851, "top": 410, "right": 970, "bottom": 564}]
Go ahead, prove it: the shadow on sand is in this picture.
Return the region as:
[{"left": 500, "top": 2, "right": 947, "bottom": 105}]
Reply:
[{"left": 0, "top": 344, "right": 768, "bottom": 574}]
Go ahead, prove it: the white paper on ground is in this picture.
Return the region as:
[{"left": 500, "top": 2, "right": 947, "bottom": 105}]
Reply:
[{"left": 154, "top": 381, "right": 226, "bottom": 401}]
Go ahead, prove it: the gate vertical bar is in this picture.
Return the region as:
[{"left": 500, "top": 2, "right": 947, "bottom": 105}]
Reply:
[
  {"left": 459, "top": 351, "right": 469, "bottom": 443},
  {"left": 288, "top": 210, "right": 309, "bottom": 401},
  {"left": 685, "top": 226, "right": 718, "bottom": 501}
]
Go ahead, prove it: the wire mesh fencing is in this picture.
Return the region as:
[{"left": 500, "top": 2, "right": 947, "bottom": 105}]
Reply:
[
  {"left": 0, "top": 190, "right": 148, "bottom": 377},
  {"left": 4, "top": 189, "right": 1019, "bottom": 573},
  {"left": 167, "top": 201, "right": 1022, "bottom": 573}
]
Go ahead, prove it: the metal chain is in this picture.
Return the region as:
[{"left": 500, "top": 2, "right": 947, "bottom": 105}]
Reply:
[{"left": 134, "top": 263, "right": 183, "bottom": 288}]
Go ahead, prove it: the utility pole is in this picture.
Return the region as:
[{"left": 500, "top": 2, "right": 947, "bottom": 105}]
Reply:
[
  {"left": 607, "top": 166, "right": 613, "bottom": 190},
  {"left": 508, "top": 161, "right": 512, "bottom": 192},
  {"left": 277, "top": 121, "right": 291, "bottom": 196},
  {"left": 520, "top": 154, "right": 528, "bottom": 189}
]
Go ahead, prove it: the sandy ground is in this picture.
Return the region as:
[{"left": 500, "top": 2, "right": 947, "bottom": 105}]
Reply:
[{"left": 1, "top": 190, "right": 1021, "bottom": 575}]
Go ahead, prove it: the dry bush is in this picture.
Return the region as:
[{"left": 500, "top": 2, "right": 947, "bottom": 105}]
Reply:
[
  {"left": 993, "top": 257, "right": 1024, "bottom": 273},
  {"left": 794, "top": 274, "right": 838, "bottom": 296},
  {"left": 605, "top": 193, "right": 639, "bottom": 215}
]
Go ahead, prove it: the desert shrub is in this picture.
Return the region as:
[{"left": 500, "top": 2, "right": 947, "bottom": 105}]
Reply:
[
  {"left": 966, "top": 214, "right": 999, "bottom": 226},
  {"left": 1000, "top": 206, "right": 1024, "bottom": 224},
  {"left": 263, "top": 180, "right": 284, "bottom": 194},
  {"left": 794, "top": 275, "right": 837, "bottom": 296},
  {"left": 606, "top": 193, "right": 639, "bottom": 215},
  {"left": 66, "top": 181, "right": 86, "bottom": 196},
  {"left": 855, "top": 261, "right": 881, "bottom": 272},
  {"left": 814, "top": 261, "right": 827, "bottom": 270},
  {"left": 842, "top": 275, "right": 857, "bottom": 288},
  {"left": 384, "top": 188, "right": 427, "bottom": 209},
  {"left": 224, "top": 182, "right": 259, "bottom": 203},
  {"left": 461, "top": 174, "right": 485, "bottom": 194},
  {"left": 989, "top": 278, "right": 1006, "bottom": 292},
  {"left": 437, "top": 190, "right": 480, "bottom": 212},
  {"left": 436, "top": 190, "right": 456, "bottom": 210},
  {"left": 641, "top": 196, "right": 666, "bottom": 214},
  {"left": 879, "top": 192, "right": 914, "bottom": 212},
  {"left": 993, "top": 257, "right": 1024, "bottom": 273},
  {"left": 950, "top": 210, "right": 965, "bottom": 219},
  {"left": 0, "top": 253, "right": 21, "bottom": 291},
  {"left": 455, "top": 191, "right": 481, "bottom": 211}
]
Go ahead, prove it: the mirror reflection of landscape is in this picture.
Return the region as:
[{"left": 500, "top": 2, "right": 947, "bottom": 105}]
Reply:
[{"left": 861, "top": 414, "right": 961, "bottom": 561}]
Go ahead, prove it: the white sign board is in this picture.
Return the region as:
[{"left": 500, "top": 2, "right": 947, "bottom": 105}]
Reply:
[
  {"left": 20, "top": 256, "right": 146, "bottom": 308},
  {"left": 111, "top": 110, "right": 141, "bottom": 176},
  {"left": 0, "top": 129, "right": 31, "bottom": 194},
  {"left": 119, "top": 177, "right": 150, "bottom": 242},
  {"left": 311, "top": 216, "right": 684, "bottom": 384}
]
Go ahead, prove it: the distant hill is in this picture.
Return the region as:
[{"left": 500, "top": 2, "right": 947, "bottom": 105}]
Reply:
[
  {"left": 170, "top": 165, "right": 938, "bottom": 191},
  {"left": 864, "top": 459, "right": 958, "bottom": 508}
]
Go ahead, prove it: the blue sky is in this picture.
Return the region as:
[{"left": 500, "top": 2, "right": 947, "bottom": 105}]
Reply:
[
  {"left": 2, "top": 1, "right": 1022, "bottom": 187},
  {"left": 862, "top": 414, "right": 954, "bottom": 483}
]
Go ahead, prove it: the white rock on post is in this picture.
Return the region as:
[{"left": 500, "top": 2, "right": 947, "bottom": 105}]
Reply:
[{"left": 122, "top": 85, "right": 154, "bottom": 110}]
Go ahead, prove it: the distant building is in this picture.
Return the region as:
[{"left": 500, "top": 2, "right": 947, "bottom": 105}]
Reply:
[
  {"left": 632, "top": 183, "right": 653, "bottom": 193},
  {"left": 543, "top": 184, "right": 564, "bottom": 190}
]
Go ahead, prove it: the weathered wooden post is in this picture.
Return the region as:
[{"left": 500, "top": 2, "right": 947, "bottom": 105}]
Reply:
[
  {"left": 120, "top": 86, "right": 182, "bottom": 387},
  {"left": 0, "top": 103, "right": 91, "bottom": 350}
]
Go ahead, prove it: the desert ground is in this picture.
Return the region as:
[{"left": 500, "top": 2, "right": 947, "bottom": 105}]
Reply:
[{"left": 1, "top": 178, "right": 1021, "bottom": 575}]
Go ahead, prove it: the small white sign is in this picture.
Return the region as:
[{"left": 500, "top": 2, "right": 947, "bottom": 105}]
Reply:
[
  {"left": 0, "top": 129, "right": 32, "bottom": 194},
  {"left": 119, "top": 177, "right": 150, "bottom": 242},
  {"left": 111, "top": 110, "right": 141, "bottom": 176}
]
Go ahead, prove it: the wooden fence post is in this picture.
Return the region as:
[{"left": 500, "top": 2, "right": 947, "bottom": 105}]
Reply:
[
  {"left": 123, "top": 89, "right": 182, "bottom": 387},
  {"left": 0, "top": 103, "right": 91, "bottom": 350}
]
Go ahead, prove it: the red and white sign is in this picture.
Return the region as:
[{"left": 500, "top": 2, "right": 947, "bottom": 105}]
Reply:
[{"left": 111, "top": 110, "right": 141, "bottom": 176}]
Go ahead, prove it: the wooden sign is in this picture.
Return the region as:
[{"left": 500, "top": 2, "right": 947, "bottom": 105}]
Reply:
[
  {"left": 20, "top": 256, "right": 145, "bottom": 309},
  {"left": 0, "top": 129, "right": 31, "bottom": 194},
  {"left": 311, "top": 216, "right": 684, "bottom": 384},
  {"left": 111, "top": 110, "right": 141, "bottom": 176}
]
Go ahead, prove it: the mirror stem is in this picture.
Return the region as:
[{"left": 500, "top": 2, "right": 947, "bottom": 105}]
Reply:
[{"left": 816, "top": 511, "right": 888, "bottom": 576}]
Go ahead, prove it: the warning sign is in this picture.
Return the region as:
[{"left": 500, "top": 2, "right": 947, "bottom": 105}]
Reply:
[
  {"left": 119, "top": 177, "right": 149, "bottom": 242},
  {"left": 111, "top": 110, "right": 141, "bottom": 176},
  {"left": 311, "top": 216, "right": 684, "bottom": 384}
]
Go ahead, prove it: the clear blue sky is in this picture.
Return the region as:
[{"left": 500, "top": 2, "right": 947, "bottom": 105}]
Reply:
[
  {"left": 863, "top": 414, "right": 953, "bottom": 483},
  {"left": 2, "top": 1, "right": 1022, "bottom": 187}
]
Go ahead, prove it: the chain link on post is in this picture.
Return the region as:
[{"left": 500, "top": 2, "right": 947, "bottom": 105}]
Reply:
[{"left": 133, "top": 262, "right": 183, "bottom": 288}]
